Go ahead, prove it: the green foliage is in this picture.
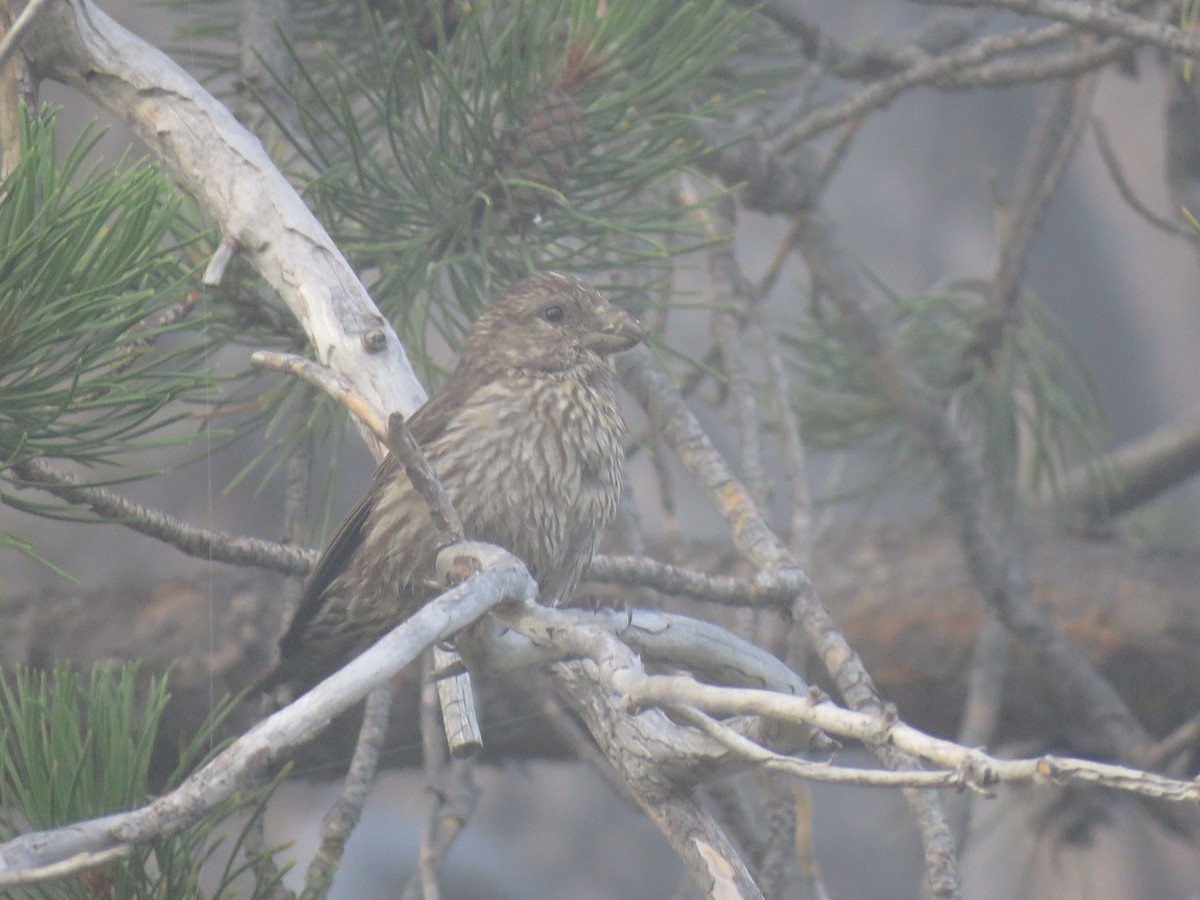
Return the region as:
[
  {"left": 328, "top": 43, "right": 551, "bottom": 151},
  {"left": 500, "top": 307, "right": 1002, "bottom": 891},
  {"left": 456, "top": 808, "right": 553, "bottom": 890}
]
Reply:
[
  {"left": 273, "top": 0, "right": 747, "bottom": 373},
  {"left": 0, "top": 108, "right": 218, "bottom": 539},
  {"left": 0, "top": 663, "right": 287, "bottom": 899},
  {"left": 164, "top": 0, "right": 770, "bottom": 499},
  {"left": 176, "top": 0, "right": 757, "bottom": 344},
  {"left": 785, "top": 285, "right": 1108, "bottom": 505}
]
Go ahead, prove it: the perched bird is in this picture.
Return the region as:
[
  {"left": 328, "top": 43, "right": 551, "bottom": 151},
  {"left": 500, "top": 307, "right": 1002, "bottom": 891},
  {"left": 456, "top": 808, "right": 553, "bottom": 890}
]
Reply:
[{"left": 262, "top": 272, "right": 643, "bottom": 696}]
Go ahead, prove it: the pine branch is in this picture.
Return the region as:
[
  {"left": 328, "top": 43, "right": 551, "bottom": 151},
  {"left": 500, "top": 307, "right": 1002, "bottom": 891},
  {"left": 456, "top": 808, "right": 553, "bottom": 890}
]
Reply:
[{"left": 10, "top": 458, "right": 314, "bottom": 575}]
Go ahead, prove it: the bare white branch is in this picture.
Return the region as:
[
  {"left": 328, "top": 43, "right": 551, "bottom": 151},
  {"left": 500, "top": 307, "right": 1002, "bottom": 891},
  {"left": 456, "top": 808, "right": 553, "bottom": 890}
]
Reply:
[
  {"left": 625, "top": 674, "right": 1200, "bottom": 804},
  {"left": 0, "top": 550, "right": 535, "bottom": 887},
  {"left": 19, "top": 0, "right": 427, "bottom": 453}
]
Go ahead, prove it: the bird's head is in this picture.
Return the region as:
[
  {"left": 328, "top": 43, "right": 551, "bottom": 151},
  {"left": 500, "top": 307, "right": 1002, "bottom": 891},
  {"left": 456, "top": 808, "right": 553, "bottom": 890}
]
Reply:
[{"left": 458, "top": 272, "right": 644, "bottom": 378}]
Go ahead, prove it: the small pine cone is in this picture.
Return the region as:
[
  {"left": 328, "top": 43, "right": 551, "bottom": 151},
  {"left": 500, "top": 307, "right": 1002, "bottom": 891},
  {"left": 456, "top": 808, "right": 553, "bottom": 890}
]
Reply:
[
  {"left": 506, "top": 85, "right": 587, "bottom": 185},
  {"left": 497, "top": 86, "right": 588, "bottom": 227}
]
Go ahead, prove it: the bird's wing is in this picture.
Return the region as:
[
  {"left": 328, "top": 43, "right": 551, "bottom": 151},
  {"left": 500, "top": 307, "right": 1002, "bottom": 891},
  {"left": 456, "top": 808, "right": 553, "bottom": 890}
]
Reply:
[
  {"left": 279, "top": 483, "right": 379, "bottom": 656},
  {"left": 403, "top": 368, "right": 480, "bottom": 444},
  {"left": 279, "top": 377, "right": 480, "bottom": 656}
]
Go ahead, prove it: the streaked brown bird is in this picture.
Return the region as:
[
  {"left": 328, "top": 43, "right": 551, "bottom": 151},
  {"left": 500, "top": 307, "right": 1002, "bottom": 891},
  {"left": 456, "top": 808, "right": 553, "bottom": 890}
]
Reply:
[{"left": 262, "top": 272, "right": 643, "bottom": 696}]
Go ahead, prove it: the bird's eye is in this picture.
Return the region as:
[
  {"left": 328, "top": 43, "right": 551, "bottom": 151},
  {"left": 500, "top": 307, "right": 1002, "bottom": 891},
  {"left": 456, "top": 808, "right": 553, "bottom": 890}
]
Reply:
[{"left": 542, "top": 305, "right": 565, "bottom": 323}]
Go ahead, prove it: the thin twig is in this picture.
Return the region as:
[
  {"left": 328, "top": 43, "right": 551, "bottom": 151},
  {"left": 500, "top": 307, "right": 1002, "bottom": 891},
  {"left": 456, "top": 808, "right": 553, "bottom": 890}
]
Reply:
[
  {"left": 0, "top": 846, "right": 132, "bottom": 890},
  {"left": 1053, "top": 410, "right": 1200, "bottom": 522},
  {"left": 1092, "top": 118, "right": 1197, "bottom": 239},
  {"left": 241, "top": 806, "right": 295, "bottom": 900},
  {"left": 931, "top": 33, "right": 1130, "bottom": 88},
  {"left": 728, "top": 0, "right": 982, "bottom": 81},
  {"left": 495, "top": 599, "right": 1200, "bottom": 804},
  {"left": 399, "top": 654, "right": 480, "bottom": 900},
  {"left": 586, "top": 553, "right": 792, "bottom": 606},
  {"left": 751, "top": 767, "right": 803, "bottom": 896},
  {"left": 689, "top": 194, "right": 797, "bottom": 704},
  {"left": 252, "top": 351, "right": 388, "bottom": 442},
  {"left": 756, "top": 217, "right": 803, "bottom": 301},
  {"left": 752, "top": 312, "right": 822, "bottom": 893},
  {"left": 795, "top": 207, "right": 1162, "bottom": 772},
  {"left": 12, "top": 468, "right": 805, "bottom": 614},
  {"left": 300, "top": 686, "right": 392, "bottom": 900},
  {"left": 409, "top": 760, "right": 478, "bottom": 900},
  {"left": 6, "top": 447, "right": 826, "bottom": 610},
  {"left": 918, "top": 0, "right": 1200, "bottom": 59},
  {"left": 619, "top": 348, "right": 793, "bottom": 573},
  {"left": 697, "top": 123, "right": 822, "bottom": 215},
  {"left": 386, "top": 413, "right": 464, "bottom": 542},
  {"left": 748, "top": 28, "right": 1131, "bottom": 159},
  {"left": 947, "top": 75, "right": 1099, "bottom": 845},
  {"left": 1145, "top": 709, "right": 1200, "bottom": 771},
  {"left": 0, "top": 0, "right": 53, "bottom": 71},
  {"left": 775, "top": 22, "right": 1075, "bottom": 151},
  {"left": 991, "top": 70, "right": 1098, "bottom": 320},
  {"left": 202, "top": 236, "right": 239, "bottom": 286},
  {"left": 711, "top": 307, "right": 769, "bottom": 505},
  {"left": 633, "top": 199, "right": 811, "bottom": 900},
  {"left": 946, "top": 613, "right": 1011, "bottom": 844},
  {"left": 702, "top": 205, "right": 771, "bottom": 510},
  {"left": 754, "top": 318, "right": 813, "bottom": 564},
  {"left": 628, "top": 676, "right": 1200, "bottom": 802},
  {"left": 386, "top": 412, "right": 480, "bottom": 757},
  {"left": 816, "top": 120, "right": 861, "bottom": 191},
  {"left": 10, "top": 458, "right": 315, "bottom": 575},
  {"left": 115, "top": 292, "right": 203, "bottom": 370},
  {"left": 620, "top": 351, "right": 869, "bottom": 702},
  {"left": 617, "top": 346, "right": 963, "bottom": 898},
  {"left": 750, "top": 312, "right": 822, "bottom": 895},
  {"left": 414, "top": 653, "right": 445, "bottom": 900}
]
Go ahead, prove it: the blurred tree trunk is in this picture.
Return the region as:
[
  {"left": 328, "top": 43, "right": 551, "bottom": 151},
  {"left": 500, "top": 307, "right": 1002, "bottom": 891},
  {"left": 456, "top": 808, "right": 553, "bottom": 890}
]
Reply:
[{"left": 7, "top": 519, "right": 1195, "bottom": 784}]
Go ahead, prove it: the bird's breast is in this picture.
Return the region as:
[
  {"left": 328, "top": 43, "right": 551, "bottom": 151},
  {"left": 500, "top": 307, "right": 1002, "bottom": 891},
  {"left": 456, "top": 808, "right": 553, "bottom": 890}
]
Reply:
[{"left": 429, "top": 370, "right": 625, "bottom": 599}]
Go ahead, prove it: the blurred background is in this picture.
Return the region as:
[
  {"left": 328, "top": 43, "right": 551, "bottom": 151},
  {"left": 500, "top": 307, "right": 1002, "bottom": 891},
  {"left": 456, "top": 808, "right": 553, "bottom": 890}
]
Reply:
[{"left": 7, "top": 1, "right": 1200, "bottom": 897}]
